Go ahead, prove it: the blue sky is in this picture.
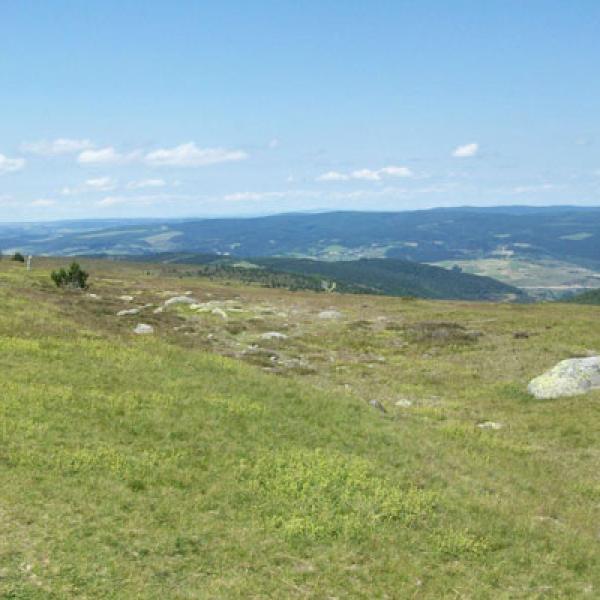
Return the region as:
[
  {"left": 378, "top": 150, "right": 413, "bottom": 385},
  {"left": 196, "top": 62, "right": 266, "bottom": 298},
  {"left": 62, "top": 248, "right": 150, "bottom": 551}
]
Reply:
[{"left": 1, "top": 1, "right": 599, "bottom": 221}]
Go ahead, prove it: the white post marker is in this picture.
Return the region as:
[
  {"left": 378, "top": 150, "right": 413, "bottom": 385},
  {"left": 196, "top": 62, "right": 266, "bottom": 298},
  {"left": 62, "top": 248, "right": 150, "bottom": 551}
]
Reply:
[{"left": 26, "top": 256, "right": 32, "bottom": 271}]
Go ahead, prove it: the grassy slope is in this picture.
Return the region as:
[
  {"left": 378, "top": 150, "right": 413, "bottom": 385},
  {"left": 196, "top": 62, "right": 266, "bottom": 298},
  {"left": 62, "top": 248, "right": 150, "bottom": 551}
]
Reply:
[{"left": 1, "top": 259, "right": 600, "bottom": 598}]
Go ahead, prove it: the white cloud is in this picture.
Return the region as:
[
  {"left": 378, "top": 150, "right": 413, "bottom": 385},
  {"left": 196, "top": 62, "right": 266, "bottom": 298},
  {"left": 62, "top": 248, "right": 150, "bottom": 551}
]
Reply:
[
  {"left": 97, "top": 195, "right": 125, "bottom": 207},
  {"left": 317, "top": 165, "right": 412, "bottom": 182},
  {"left": 268, "top": 138, "right": 280, "bottom": 149},
  {"left": 317, "top": 171, "right": 350, "bottom": 182},
  {"left": 0, "top": 154, "right": 25, "bottom": 174},
  {"left": 61, "top": 176, "right": 117, "bottom": 195},
  {"left": 221, "top": 184, "right": 452, "bottom": 206},
  {"left": 77, "top": 147, "right": 134, "bottom": 165},
  {"left": 144, "top": 142, "right": 248, "bottom": 167},
  {"left": 452, "top": 143, "right": 479, "bottom": 158},
  {"left": 69, "top": 141, "right": 246, "bottom": 169},
  {"left": 21, "top": 138, "right": 94, "bottom": 156},
  {"left": 85, "top": 176, "right": 117, "bottom": 191},
  {"left": 96, "top": 196, "right": 125, "bottom": 206},
  {"left": 351, "top": 168, "right": 382, "bottom": 181},
  {"left": 379, "top": 166, "right": 413, "bottom": 177},
  {"left": 127, "top": 178, "right": 167, "bottom": 189},
  {"left": 31, "top": 198, "right": 56, "bottom": 207}
]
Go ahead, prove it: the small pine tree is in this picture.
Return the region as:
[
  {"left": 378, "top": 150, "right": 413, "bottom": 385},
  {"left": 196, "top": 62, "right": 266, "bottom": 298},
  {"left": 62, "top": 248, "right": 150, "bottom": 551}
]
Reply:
[
  {"left": 51, "top": 262, "right": 89, "bottom": 289},
  {"left": 12, "top": 252, "right": 25, "bottom": 262}
]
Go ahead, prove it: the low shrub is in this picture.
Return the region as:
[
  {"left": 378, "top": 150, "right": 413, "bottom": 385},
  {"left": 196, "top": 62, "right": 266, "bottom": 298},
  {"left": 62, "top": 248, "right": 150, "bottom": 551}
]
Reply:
[{"left": 51, "top": 262, "right": 89, "bottom": 289}]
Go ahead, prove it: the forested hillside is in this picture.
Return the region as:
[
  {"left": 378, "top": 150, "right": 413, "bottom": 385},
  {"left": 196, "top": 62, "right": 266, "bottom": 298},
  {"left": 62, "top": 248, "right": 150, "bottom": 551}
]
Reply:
[
  {"left": 252, "top": 257, "right": 525, "bottom": 301},
  {"left": 125, "top": 253, "right": 526, "bottom": 301},
  {"left": 563, "top": 288, "right": 600, "bottom": 305}
]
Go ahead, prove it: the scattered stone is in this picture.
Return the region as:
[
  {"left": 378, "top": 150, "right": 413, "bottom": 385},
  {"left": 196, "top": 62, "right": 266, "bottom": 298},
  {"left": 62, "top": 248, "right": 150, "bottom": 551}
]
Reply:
[
  {"left": 153, "top": 307, "right": 164, "bottom": 314},
  {"left": 528, "top": 357, "right": 600, "bottom": 399},
  {"left": 87, "top": 293, "right": 101, "bottom": 299},
  {"left": 133, "top": 323, "right": 154, "bottom": 335},
  {"left": 260, "top": 332, "right": 288, "bottom": 340},
  {"left": 514, "top": 331, "right": 529, "bottom": 339},
  {"left": 477, "top": 421, "right": 503, "bottom": 430},
  {"left": 119, "top": 295, "right": 134, "bottom": 302},
  {"left": 319, "top": 309, "right": 342, "bottom": 320},
  {"left": 212, "top": 308, "right": 228, "bottom": 319},
  {"left": 395, "top": 399, "right": 413, "bottom": 408},
  {"left": 117, "top": 308, "right": 141, "bottom": 317},
  {"left": 368, "top": 399, "right": 386, "bottom": 413},
  {"left": 164, "top": 296, "right": 198, "bottom": 307}
]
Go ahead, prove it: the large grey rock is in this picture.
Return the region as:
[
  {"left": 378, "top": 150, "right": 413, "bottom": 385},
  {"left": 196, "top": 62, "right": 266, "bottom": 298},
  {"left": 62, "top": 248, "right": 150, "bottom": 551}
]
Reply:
[{"left": 528, "top": 357, "right": 600, "bottom": 399}]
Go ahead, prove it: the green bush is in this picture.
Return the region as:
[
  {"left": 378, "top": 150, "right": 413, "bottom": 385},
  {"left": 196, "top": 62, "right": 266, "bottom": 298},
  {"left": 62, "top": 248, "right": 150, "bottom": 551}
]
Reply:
[
  {"left": 51, "top": 262, "right": 89, "bottom": 289},
  {"left": 12, "top": 252, "right": 25, "bottom": 262}
]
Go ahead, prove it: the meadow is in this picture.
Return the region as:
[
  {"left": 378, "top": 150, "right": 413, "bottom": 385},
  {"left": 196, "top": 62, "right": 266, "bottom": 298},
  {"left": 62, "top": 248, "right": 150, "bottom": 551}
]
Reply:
[{"left": 1, "top": 258, "right": 600, "bottom": 598}]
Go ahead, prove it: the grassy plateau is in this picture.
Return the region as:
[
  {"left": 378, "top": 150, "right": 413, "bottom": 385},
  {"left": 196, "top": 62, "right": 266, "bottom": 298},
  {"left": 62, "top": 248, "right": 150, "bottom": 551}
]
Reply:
[{"left": 1, "top": 258, "right": 600, "bottom": 598}]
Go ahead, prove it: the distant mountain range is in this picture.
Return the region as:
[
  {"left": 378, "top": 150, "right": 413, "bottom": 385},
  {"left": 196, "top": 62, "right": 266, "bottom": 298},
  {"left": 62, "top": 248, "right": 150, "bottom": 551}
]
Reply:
[
  {"left": 2, "top": 207, "right": 599, "bottom": 269},
  {"left": 1, "top": 207, "right": 599, "bottom": 300}
]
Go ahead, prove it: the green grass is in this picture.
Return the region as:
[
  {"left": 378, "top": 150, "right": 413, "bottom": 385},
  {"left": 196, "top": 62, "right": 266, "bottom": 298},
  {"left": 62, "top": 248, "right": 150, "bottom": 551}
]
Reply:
[{"left": 1, "top": 259, "right": 600, "bottom": 598}]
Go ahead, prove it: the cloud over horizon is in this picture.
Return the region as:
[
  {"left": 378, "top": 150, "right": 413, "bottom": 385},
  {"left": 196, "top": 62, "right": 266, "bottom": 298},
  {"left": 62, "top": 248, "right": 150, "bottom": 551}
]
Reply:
[
  {"left": 144, "top": 143, "right": 248, "bottom": 167},
  {"left": 317, "top": 165, "right": 413, "bottom": 182},
  {"left": 0, "top": 154, "right": 25, "bottom": 174}
]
